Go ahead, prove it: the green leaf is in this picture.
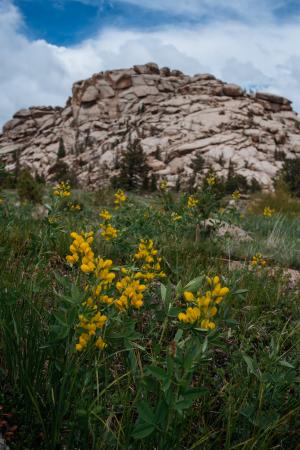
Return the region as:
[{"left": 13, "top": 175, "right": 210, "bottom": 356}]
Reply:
[
  {"left": 233, "top": 289, "right": 249, "bottom": 295},
  {"left": 279, "top": 359, "right": 295, "bottom": 369},
  {"left": 242, "top": 353, "right": 257, "bottom": 376},
  {"left": 146, "top": 365, "right": 168, "bottom": 383},
  {"left": 183, "top": 275, "right": 204, "bottom": 293},
  {"left": 174, "top": 329, "right": 183, "bottom": 343},
  {"left": 175, "top": 387, "right": 207, "bottom": 411},
  {"left": 160, "top": 283, "right": 167, "bottom": 302},
  {"left": 132, "top": 422, "right": 155, "bottom": 439},
  {"left": 175, "top": 280, "right": 183, "bottom": 295},
  {"left": 137, "top": 400, "right": 155, "bottom": 424}
]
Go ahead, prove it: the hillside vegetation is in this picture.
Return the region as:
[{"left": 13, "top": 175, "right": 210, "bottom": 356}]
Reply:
[{"left": 0, "top": 179, "right": 300, "bottom": 450}]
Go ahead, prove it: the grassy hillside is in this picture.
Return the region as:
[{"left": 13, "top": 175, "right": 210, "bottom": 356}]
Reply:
[{"left": 0, "top": 184, "right": 300, "bottom": 449}]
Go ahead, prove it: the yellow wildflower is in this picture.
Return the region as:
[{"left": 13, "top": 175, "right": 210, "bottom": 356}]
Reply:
[
  {"left": 159, "top": 180, "right": 168, "bottom": 191},
  {"left": 232, "top": 190, "right": 241, "bottom": 200},
  {"left": 69, "top": 202, "right": 81, "bottom": 211},
  {"left": 53, "top": 181, "right": 71, "bottom": 198},
  {"left": 206, "top": 175, "right": 216, "bottom": 186},
  {"left": 95, "top": 337, "right": 107, "bottom": 350},
  {"left": 114, "top": 189, "right": 127, "bottom": 208},
  {"left": 251, "top": 253, "right": 267, "bottom": 268},
  {"left": 187, "top": 195, "right": 199, "bottom": 208},
  {"left": 66, "top": 231, "right": 95, "bottom": 273},
  {"left": 178, "top": 275, "right": 229, "bottom": 330},
  {"left": 99, "top": 209, "right": 112, "bottom": 221},
  {"left": 263, "top": 206, "right": 275, "bottom": 217},
  {"left": 171, "top": 212, "right": 182, "bottom": 222},
  {"left": 100, "top": 223, "right": 118, "bottom": 241}
]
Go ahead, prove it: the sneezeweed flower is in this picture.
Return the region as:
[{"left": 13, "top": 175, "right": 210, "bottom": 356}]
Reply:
[
  {"left": 99, "top": 209, "right": 112, "bottom": 221},
  {"left": 232, "top": 190, "right": 241, "bottom": 200},
  {"left": 159, "top": 179, "right": 168, "bottom": 192},
  {"left": 178, "top": 275, "right": 229, "bottom": 330},
  {"left": 187, "top": 195, "right": 199, "bottom": 208},
  {"left": 263, "top": 206, "right": 275, "bottom": 218},
  {"left": 100, "top": 223, "right": 118, "bottom": 241},
  {"left": 53, "top": 181, "right": 71, "bottom": 198},
  {"left": 251, "top": 253, "right": 267, "bottom": 268},
  {"left": 171, "top": 212, "right": 182, "bottom": 222},
  {"left": 206, "top": 175, "right": 216, "bottom": 186},
  {"left": 114, "top": 189, "right": 127, "bottom": 208}
]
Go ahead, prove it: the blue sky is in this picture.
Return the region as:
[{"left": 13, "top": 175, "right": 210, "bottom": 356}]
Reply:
[
  {"left": 1, "top": 0, "right": 300, "bottom": 128},
  {"left": 14, "top": 0, "right": 300, "bottom": 45}
]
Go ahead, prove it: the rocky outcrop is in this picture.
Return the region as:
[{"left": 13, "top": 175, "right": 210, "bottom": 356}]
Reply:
[{"left": 1, "top": 63, "right": 300, "bottom": 189}]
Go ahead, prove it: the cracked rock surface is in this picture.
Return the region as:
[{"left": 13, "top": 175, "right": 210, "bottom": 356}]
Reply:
[{"left": 1, "top": 63, "right": 300, "bottom": 189}]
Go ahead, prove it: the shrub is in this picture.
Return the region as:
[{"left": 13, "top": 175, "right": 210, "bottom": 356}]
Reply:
[
  {"left": 280, "top": 157, "right": 300, "bottom": 197},
  {"left": 17, "top": 169, "right": 44, "bottom": 203}
]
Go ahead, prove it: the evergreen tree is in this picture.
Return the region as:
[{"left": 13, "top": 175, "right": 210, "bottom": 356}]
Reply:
[
  {"left": 190, "top": 151, "right": 205, "bottom": 173},
  {"left": 57, "top": 137, "right": 66, "bottom": 159},
  {"left": 281, "top": 157, "right": 300, "bottom": 197},
  {"left": 114, "top": 138, "right": 150, "bottom": 190},
  {"left": 150, "top": 173, "right": 157, "bottom": 192},
  {"left": 49, "top": 138, "right": 77, "bottom": 186}
]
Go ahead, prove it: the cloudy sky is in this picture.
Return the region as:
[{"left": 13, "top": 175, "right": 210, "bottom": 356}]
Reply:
[{"left": 1, "top": 0, "right": 300, "bottom": 129}]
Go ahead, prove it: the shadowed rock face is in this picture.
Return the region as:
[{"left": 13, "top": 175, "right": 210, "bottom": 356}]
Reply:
[{"left": 1, "top": 62, "right": 300, "bottom": 189}]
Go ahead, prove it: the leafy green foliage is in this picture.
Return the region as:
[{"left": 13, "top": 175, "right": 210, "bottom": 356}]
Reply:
[
  {"left": 0, "top": 188, "right": 300, "bottom": 449},
  {"left": 16, "top": 169, "right": 44, "bottom": 203},
  {"left": 281, "top": 157, "right": 300, "bottom": 197}
]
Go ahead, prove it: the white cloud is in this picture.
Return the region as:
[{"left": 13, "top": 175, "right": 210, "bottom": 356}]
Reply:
[
  {"left": 0, "top": 0, "right": 300, "bottom": 130},
  {"left": 73, "top": 0, "right": 290, "bottom": 21}
]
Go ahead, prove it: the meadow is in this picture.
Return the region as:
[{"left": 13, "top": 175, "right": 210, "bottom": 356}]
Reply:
[{"left": 0, "top": 181, "right": 300, "bottom": 450}]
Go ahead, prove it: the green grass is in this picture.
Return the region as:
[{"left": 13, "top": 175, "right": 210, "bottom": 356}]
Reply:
[
  {"left": 224, "top": 214, "right": 300, "bottom": 269},
  {"left": 0, "top": 189, "right": 300, "bottom": 449}
]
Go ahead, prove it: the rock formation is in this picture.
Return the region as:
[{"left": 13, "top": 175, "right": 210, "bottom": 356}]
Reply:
[{"left": 1, "top": 62, "right": 300, "bottom": 189}]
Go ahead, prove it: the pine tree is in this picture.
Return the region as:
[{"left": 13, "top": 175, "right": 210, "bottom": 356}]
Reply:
[
  {"left": 190, "top": 151, "right": 204, "bottom": 173},
  {"left": 115, "top": 138, "right": 150, "bottom": 190},
  {"left": 57, "top": 137, "right": 66, "bottom": 159}
]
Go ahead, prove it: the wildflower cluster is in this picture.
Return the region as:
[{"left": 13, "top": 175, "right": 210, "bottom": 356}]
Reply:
[
  {"left": 76, "top": 311, "right": 108, "bottom": 352},
  {"left": 133, "top": 239, "right": 166, "bottom": 280},
  {"left": 69, "top": 202, "right": 81, "bottom": 211},
  {"left": 263, "top": 206, "right": 275, "bottom": 217},
  {"left": 206, "top": 175, "right": 216, "bottom": 186},
  {"left": 66, "top": 231, "right": 95, "bottom": 273},
  {"left": 99, "top": 209, "right": 118, "bottom": 241},
  {"left": 53, "top": 181, "right": 71, "bottom": 198},
  {"left": 171, "top": 212, "right": 182, "bottom": 222},
  {"left": 159, "top": 180, "right": 168, "bottom": 192},
  {"left": 114, "top": 189, "right": 127, "bottom": 208},
  {"left": 251, "top": 253, "right": 267, "bottom": 268},
  {"left": 66, "top": 232, "right": 166, "bottom": 351},
  {"left": 178, "top": 276, "right": 229, "bottom": 330},
  {"left": 48, "top": 215, "right": 60, "bottom": 224},
  {"left": 232, "top": 190, "right": 241, "bottom": 201},
  {"left": 187, "top": 195, "right": 199, "bottom": 208}
]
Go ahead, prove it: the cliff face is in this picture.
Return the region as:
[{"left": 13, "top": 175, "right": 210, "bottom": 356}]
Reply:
[{"left": 1, "top": 62, "right": 300, "bottom": 189}]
